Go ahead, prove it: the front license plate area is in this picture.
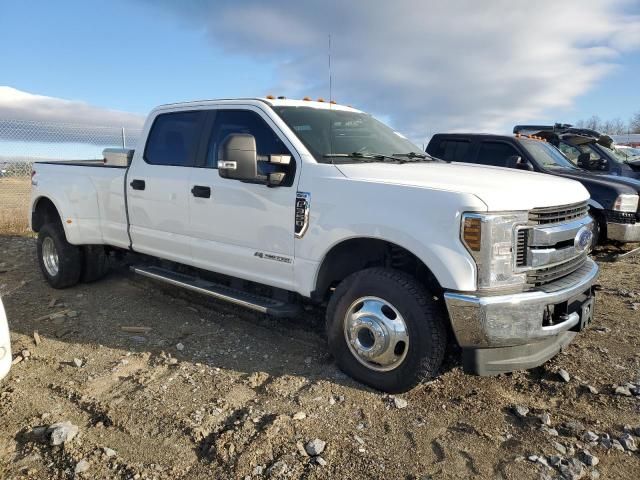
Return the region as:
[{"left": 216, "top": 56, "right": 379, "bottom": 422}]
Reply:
[{"left": 577, "top": 297, "right": 595, "bottom": 331}]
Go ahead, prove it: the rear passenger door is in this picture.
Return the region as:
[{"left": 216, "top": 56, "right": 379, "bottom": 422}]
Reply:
[
  {"left": 475, "top": 141, "right": 521, "bottom": 167},
  {"left": 428, "top": 138, "right": 472, "bottom": 162},
  {"left": 127, "top": 110, "right": 206, "bottom": 264}
]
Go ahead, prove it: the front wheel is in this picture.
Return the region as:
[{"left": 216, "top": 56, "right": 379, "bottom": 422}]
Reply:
[
  {"left": 37, "top": 223, "right": 82, "bottom": 289},
  {"left": 326, "top": 268, "right": 446, "bottom": 393}
]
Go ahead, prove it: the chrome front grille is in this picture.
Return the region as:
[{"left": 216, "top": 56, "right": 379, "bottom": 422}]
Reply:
[
  {"left": 526, "top": 253, "right": 588, "bottom": 286},
  {"left": 517, "top": 202, "right": 592, "bottom": 287},
  {"left": 528, "top": 201, "right": 589, "bottom": 225}
]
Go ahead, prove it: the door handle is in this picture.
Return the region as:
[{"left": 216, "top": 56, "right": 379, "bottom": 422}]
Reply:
[
  {"left": 191, "top": 185, "right": 211, "bottom": 198},
  {"left": 130, "top": 179, "right": 145, "bottom": 190}
]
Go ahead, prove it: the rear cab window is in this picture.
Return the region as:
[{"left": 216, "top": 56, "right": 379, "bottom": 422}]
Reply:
[{"left": 144, "top": 111, "right": 206, "bottom": 166}]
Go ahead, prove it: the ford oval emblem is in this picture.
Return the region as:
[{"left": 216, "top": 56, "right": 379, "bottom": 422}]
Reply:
[{"left": 574, "top": 226, "right": 593, "bottom": 252}]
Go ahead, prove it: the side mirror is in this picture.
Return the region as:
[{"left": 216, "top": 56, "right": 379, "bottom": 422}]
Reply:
[
  {"left": 506, "top": 155, "right": 533, "bottom": 171},
  {"left": 577, "top": 152, "right": 594, "bottom": 170},
  {"left": 597, "top": 158, "right": 608, "bottom": 170},
  {"left": 218, "top": 133, "right": 258, "bottom": 181}
]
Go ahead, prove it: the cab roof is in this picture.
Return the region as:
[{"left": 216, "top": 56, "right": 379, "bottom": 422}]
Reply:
[{"left": 156, "top": 97, "right": 362, "bottom": 113}]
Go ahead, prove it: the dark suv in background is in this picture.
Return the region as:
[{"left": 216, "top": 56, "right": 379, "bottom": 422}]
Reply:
[
  {"left": 514, "top": 124, "right": 640, "bottom": 180},
  {"left": 426, "top": 133, "right": 640, "bottom": 244}
]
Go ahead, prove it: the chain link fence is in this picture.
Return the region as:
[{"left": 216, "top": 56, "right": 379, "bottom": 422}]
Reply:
[{"left": 0, "top": 119, "right": 142, "bottom": 233}]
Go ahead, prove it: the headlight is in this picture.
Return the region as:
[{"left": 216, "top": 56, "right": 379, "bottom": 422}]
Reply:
[
  {"left": 613, "top": 194, "right": 639, "bottom": 212},
  {"left": 461, "top": 212, "right": 528, "bottom": 290}
]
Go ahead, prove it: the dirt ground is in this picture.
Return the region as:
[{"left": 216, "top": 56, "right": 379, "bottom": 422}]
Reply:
[{"left": 0, "top": 234, "right": 639, "bottom": 479}]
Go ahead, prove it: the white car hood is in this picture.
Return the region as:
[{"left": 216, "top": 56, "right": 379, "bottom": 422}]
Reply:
[
  {"left": 336, "top": 161, "right": 589, "bottom": 211},
  {"left": 0, "top": 297, "right": 11, "bottom": 380}
]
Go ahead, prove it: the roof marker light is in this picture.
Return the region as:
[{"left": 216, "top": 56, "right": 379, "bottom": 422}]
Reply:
[
  {"left": 303, "top": 96, "right": 311, "bottom": 101},
  {"left": 277, "top": 96, "right": 286, "bottom": 99},
  {"left": 330, "top": 100, "right": 337, "bottom": 104},
  {"left": 266, "top": 94, "right": 275, "bottom": 99},
  {"left": 317, "top": 98, "right": 325, "bottom": 102}
]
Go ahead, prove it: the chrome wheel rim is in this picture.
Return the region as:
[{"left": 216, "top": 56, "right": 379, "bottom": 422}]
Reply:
[
  {"left": 42, "top": 236, "right": 59, "bottom": 277},
  {"left": 343, "top": 296, "right": 409, "bottom": 372}
]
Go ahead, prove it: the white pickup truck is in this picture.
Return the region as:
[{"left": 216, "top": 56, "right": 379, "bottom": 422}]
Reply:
[
  {"left": 0, "top": 297, "right": 11, "bottom": 380},
  {"left": 30, "top": 98, "right": 599, "bottom": 392}
]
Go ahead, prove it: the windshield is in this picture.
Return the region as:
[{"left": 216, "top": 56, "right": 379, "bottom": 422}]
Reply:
[
  {"left": 518, "top": 138, "right": 579, "bottom": 170},
  {"left": 610, "top": 145, "right": 640, "bottom": 163},
  {"left": 273, "top": 106, "right": 421, "bottom": 163}
]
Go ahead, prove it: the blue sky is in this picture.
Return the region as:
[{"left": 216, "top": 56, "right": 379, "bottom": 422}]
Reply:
[
  {"left": 1, "top": 0, "right": 640, "bottom": 145},
  {"left": 0, "top": 0, "right": 277, "bottom": 115}
]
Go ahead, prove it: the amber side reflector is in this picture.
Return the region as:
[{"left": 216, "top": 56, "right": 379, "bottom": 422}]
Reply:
[{"left": 463, "top": 217, "right": 482, "bottom": 251}]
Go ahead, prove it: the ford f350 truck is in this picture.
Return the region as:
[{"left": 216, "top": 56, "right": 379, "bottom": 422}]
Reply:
[{"left": 30, "top": 98, "right": 599, "bottom": 392}]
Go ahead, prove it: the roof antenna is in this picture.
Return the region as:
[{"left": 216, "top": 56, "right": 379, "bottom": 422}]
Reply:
[
  {"left": 328, "top": 33, "right": 333, "bottom": 103},
  {"left": 328, "top": 33, "right": 334, "bottom": 159}
]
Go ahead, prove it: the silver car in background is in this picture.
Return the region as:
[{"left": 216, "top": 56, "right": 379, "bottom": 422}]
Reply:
[{"left": 0, "top": 297, "right": 11, "bottom": 380}]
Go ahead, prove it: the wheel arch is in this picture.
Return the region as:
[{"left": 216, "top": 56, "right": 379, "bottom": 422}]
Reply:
[
  {"left": 311, "top": 237, "right": 444, "bottom": 302},
  {"left": 31, "top": 196, "right": 64, "bottom": 232}
]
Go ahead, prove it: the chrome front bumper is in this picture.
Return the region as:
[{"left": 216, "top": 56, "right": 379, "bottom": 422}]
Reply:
[
  {"left": 444, "top": 258, "right": 599, "bottom": 349},
  {"left": 607, "top": 222, "right": 640, "bottom": 242}
]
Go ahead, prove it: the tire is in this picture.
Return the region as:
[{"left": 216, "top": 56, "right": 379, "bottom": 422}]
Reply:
[
  {"left": 326, "top": 267, "right": 446, "bottom": 393},
  {"left": 81, "top": 245, "right": 110, "bottom": 283},
  {"left": 589, "top": 211, "right": 604, "bottom": 247},
  {"left": 36, "top": 223, "right": 82, "bottom": 289}
]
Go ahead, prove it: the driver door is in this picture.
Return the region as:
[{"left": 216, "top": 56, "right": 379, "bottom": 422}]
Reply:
[{"left": 188, "top": 107, "right": 299, "bottom": 291}]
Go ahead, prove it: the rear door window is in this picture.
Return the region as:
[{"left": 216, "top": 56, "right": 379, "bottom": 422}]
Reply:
[
  {"left": 144, "top": 111, "right": 206, "bottom": 166},
  {"left": 429, "top": 139, "right": 471, "bottom": 162},
  {"left": 476, "top": 141, "right": 520, "bottom": 167}
]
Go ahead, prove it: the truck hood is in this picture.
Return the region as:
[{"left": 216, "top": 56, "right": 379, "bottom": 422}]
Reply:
[{"left": 336, "top": 161, "right": 589, "bottom": 211}]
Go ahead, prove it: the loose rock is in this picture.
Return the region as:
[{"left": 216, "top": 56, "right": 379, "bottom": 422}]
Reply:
[
  {"left": 75, "top": 459, "right": 90, "bottom": 474},
  {"left": 580, "top": 450, "right": 599, "bottom": 466},
  {"left": 292, "top": 411, "right": 306, "bottom": 421},
  {"left": 103, "top": 447, "right": 117, "bottom": 458},
  {"left": 539, "top": 412, "right": 551, "bottom": 425},
  {"left": 614, "top": 385, "right": 632, "bottom": 396},
  {"left": 47, "top": 421, "right": 79, "bottom": 446},
  {"left": 305, "top": 438, "right": 326, "bottom": 456},
  {"left": 558, "top": 369, "right": 571, "bottom": 382},
  {"left": 315, "top": 456, "right": 327, "bottom": 467},
  {"left": 73, "top": 358, "right": 83, "bottom": 368},
  {"left": 393, "top": 397, "right": 408, "bottom": 409},
  {"left": 176, "top": 343, "right": 185, "bottom": 351},
  {"left": 552, "top": 441, "right": 567, "bottom": 455},
  {"left": 512, "top": 405, "right": 529, "bottom": 418},
  {"left": 619, "top": 433, "right": 637, "bottom": 451},
  {"left": 558, "top": 458, "right": 585, "bottom": 480}
]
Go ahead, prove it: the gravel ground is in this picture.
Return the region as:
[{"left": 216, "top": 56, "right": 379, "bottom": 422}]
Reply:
[{"left": 0, "top": 235, "right": 639, "bottom": 479}]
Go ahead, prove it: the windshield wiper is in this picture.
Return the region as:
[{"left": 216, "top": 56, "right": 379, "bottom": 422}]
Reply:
[
  {"left": 322, "top": 152, "right": 406, "bottom": 163},
  {"left": 391, "top": 151, "right": 433, "bottom": 162}
]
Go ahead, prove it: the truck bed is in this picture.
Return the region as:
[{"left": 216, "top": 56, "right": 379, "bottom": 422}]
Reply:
[{"left": 31, "top": 161, "right": 130, "bottom": 248}]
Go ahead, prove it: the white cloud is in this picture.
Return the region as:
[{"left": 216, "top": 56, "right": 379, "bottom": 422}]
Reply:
[
  {"left": 0, "top": 86, "right": 144, "bottom": 129},
  {"left": 150, "top": 0, "right": 640, "bottom": 140},
  {"left": 0, "top": 86, "right": 145, "bottom": 145}
]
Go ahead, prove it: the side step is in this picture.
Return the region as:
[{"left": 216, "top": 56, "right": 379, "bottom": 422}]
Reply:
[{"left": 131, "top": 265, "right": 300, "bottom": 318}]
